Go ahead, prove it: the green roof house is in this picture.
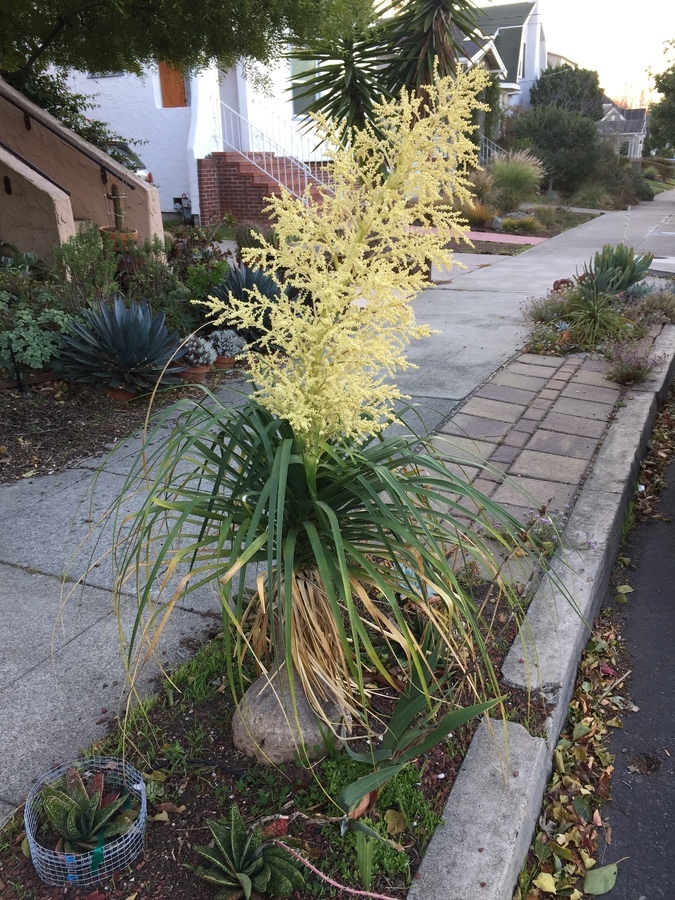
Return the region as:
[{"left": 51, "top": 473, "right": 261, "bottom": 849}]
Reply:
[{"left": 474, "top": 1, "right": 547, "bottom": 108}]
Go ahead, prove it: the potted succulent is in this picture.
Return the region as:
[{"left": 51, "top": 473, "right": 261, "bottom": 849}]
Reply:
[
  {"left": 210, "top": 328, "right": 247, "bottom": 368},
  {"left": 60, "top": 297, "right": 186, "bottom": 399},
  {"left": 180, "top": 335, "right": 217, "bottom": 383},
  {"left": 24, "top": 756, "right": 147, "bottom": 887}
]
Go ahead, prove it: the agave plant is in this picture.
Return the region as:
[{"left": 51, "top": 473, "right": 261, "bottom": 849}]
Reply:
[
  {"left": 61, "top": 297, "right": 185, "bottom": 393},
  {"left": 194, "top": 806, "right": 304, "bottom": 899},
  {"left": 41, "top": 766, "right": 134, "bottom": 853},
  {"left": 209, "top": 264, "right": 284, "bottom": 343}
]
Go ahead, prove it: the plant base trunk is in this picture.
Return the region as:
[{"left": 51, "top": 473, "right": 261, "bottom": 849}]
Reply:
[{"left": 232, "top": 670, "right": 344, "bottom": 766}]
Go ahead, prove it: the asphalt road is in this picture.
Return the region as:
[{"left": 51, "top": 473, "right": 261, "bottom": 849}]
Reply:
[{"left": 602, "top": 459, "right": 675, "bottom": 899}]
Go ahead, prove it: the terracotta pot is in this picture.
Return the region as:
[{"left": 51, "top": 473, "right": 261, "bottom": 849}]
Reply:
[
  {"left": 99, "top": 226, "right": 139, "bottom": 250},
  {"left": 214, "top": 355, "right": 235, "bottom": 369},
  {"left": 103, "top": 387, "right": 137, "bottom": 401},
  {"left": 179, "top": 364, "right": 211, "bottom": 383}
]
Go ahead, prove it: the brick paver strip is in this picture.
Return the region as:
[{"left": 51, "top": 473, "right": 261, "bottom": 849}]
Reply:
[
  {"left": 492, "top": 372, "right": 548, "bottom": 392},
  {"left": 526, "top": 430, "right": 597, "bottom": 460},
  {"left": 522, "top": 407, "right": 548, "bottom": 422},
  {"left": 582, "top": 358, "right": 611, "bottom": 372},
  {"left": 509, "top": 450, "right": 588, "bottom": 484},
  {"left": 531, "top": 397, "right": 554, "bottom": 410},
  {"left": 431, "top": 435, "right": 497, "bottom": 463},
  {"left": 491, "top": 475, "right": 577, "bottom": 513},
  {"left": 573, "top": 369, "right": 616, "bottom": 388},
  {"left": 503, "top": 430, "right": 531, "bottom": 448},
  {"left": 476, "top": 383, "right": 538, "bottom": 405},
  {"left": 518, "top": 354, "right": 564, "bottom": 368},
  {"left": 548, "top": 378, "right": 570, "bottom": 391},
  {"left": 473, "top": 475, "right": 498, "bottom": 495},
  {"left": 561, "top": 382, "right": 621, "bottom": 404},
  {"left": 461, "top": 397, "right": 527, "bottom": 423},
  {"left": 539, "top": 388, "right": 560, "bottom": 400},
  {"left": 540, "top": 412, "right": 607, "bottom": 439},
  {"left": 508, "top": 362, "right": 563, "bottom": 378},
  {"left": 440, "top": 413, "right": 513, "bottom": 440},
  {"left": 490, "top": 445, "right": 521, "bottom": 465},
  {"left": 551, "top": 397, "right": 615, "bottom": 421},
  {"left": 512, "top": 419, "right": 539, "bottom": 434}
]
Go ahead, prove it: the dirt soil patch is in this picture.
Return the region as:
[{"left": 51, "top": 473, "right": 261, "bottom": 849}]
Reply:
[{"left": 0, "top": 371, "right": 243, "bottom": 484}]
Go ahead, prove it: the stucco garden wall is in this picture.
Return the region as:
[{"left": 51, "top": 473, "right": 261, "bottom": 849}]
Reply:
[
  {"left": 0, "top": 148, "right": 76, "bottom": 265},
  {"left": 0, "top": 77, "right": 162, "bottom": 244}
]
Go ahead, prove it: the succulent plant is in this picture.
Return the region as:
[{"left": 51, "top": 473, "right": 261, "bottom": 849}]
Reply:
[
  {"left": 193, "top": 806, "right": 304, "bottom": 899},
  {"left": 210, "top": 329, "right": 247, "bottom": 358},
  {"left": 61, "top": 297, "right": 185, "bottom": 393},
  {"left": 210, "top": 264, "right": 283, "bottom": 342},
  {"left": 41, "top": 766, "right": 137, "bottom": 854},
  {"left": 183, "top": 335, "right": 217, "bottom": 367}
]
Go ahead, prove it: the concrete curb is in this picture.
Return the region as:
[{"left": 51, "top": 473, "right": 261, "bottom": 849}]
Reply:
[{"left": 408, "top": 327, "right": 675, "bottom": 900}]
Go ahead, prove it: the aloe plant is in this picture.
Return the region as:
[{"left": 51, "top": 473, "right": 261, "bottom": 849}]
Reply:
[
  {"left": 581, "top": 243, "right": 654, "bottom": 293},
  {"left": 41, "top": 767, "right": 134, "bottom": 853},
  {"left": 61, "top": 297, "right": 185, "bottom": 393},
  {"left": 193, "top": 806, "right": 304, "bottom": 899}
]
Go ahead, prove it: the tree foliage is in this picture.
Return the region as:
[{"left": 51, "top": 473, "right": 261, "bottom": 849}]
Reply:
[
  {"left": 288, "top": 0, "right": 484, "bottom": 139},
  {"left": 0, "top": 0, "right": 350, "bottom": 79},
  {"left": 529, "top": 64, "right": 604, "bottom": 121},
  {"left": 649, "top": 41, "right": 675, "bottom": 151},
  {"left": 513, "top": 104, "right": 600, "bottom": 192}
]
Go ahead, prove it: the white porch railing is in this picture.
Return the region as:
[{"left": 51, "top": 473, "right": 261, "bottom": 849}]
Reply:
[
  {"left": 478, "top": 133, "right": 506, "bottom": 167},
  {"left": 218, "top": 101, "right": 332, "bottom": 198}
]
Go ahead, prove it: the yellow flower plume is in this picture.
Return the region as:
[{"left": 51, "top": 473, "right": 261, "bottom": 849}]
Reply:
[{"left": 201, "top": 68, "right": 489, "bottom": 449}]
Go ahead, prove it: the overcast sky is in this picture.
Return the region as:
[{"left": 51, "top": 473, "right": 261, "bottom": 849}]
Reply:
[{"left": 489, "top": 0, "right": 675, "bottom": 107}]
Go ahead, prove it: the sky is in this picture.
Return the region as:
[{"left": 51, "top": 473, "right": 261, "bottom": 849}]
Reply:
[{"left": 497, "top": 0, "right": 675, "bottom": 107}]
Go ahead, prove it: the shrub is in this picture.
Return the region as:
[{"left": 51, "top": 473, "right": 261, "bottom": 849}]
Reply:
[
  {"left": 570, "top": 183, "right": 614, "bottom": 209},
  {"left": 459, "top": 199, "right": 496, "bottom": 228},
  {"left": 61, "top": 298, "right": 185, "bottom": 393},
  {"left": 488, "top": 150, "right": 545, "bottom": 213},
  {"left": 523, "top": 291, "right": 571, "bottom": 325},
  {"left": 605, "top": 344, "right": 660, "bottom": 385},
  {"left": 53, "top": 222, "right": 118, "bottom": 310},
  {"left": 467, "top": 167, "right": 494, "bottom": 203},
  {"left": 642, "top": 164, "right": 661, "bottom": 181},
  {"left": 630, "top": 290, "right": 675, "bottom": 325},
  {"left": 524, "top": 321, "right": 571, "bottom": 355},
  {"left": 565, "top": 279, "right": 632, "bottom": 348},
  {"left": 0, "top": 287, "right": 76, "bottom": 374},
  {"left": 502, "top": 215, "right": 539, "bottom": 234}
]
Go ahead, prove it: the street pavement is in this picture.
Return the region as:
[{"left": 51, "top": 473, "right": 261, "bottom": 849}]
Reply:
[
  {"left": 0, "top": 189, "right": 674, "bottom": 900},
  {"left": 600, "top": 458, "right": 675, "bottom": 899}
]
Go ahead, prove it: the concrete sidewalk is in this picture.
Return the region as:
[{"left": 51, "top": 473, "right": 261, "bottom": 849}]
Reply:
[{"left": 0, "top": 190, "right": 673, "bottom": 900}]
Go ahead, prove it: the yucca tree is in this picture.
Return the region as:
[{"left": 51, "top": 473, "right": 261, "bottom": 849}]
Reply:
[
  {"left": 378, "top": 0, "right": 483, "bottom": 93},
  {"left": 108, "top": 73, "right": 542, "bottom": 758},
  {"left": 288, "top": 0, "right": 483, "bottom": 139}
]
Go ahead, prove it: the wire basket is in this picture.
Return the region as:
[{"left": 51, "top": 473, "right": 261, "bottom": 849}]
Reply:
[{"left": 24, "top": 756, "right": 147, "bottom": 887}]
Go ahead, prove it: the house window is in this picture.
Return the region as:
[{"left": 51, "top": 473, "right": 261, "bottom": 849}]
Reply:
[
  {"left": 88, "top": 72, "right": 123, "bottom": 79},
  {"left": 159, "top": 62, "right": 188, "bottom": 108},
  {"left": 290, "top": 57, "right": 317, "bottom": 117},
  {"left": 519, "top": 44, "right": 526, "bottom": 79}
]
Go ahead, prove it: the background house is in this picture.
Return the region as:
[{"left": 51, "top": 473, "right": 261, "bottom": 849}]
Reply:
[
  {"left": 474, "top": 1, "right": 547, "bottom": 109},
  {"left": 598, "top": 102, "right": 648, "bottom": 158}
]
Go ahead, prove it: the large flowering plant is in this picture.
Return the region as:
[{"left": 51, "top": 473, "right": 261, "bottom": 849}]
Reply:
[{"left": 113, "top": 69, "right": 534, "bottom": 738}]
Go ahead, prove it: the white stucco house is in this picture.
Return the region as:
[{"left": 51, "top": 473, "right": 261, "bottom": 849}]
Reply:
[{"left": 65, "top": 0, "right": 565, "bottom": 224}]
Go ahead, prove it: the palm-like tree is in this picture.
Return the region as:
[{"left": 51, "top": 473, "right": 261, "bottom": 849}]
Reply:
[{"left": 288, "top": 0, "right": 484, "bottom": 140}]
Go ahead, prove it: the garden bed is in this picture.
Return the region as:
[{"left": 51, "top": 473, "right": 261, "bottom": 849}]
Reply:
[
  {"left": 0, "top": 370, "right": 242, "bottom": 484},
  {"left": 0, "top": 585, "right": 551, "bottom": 900}
]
